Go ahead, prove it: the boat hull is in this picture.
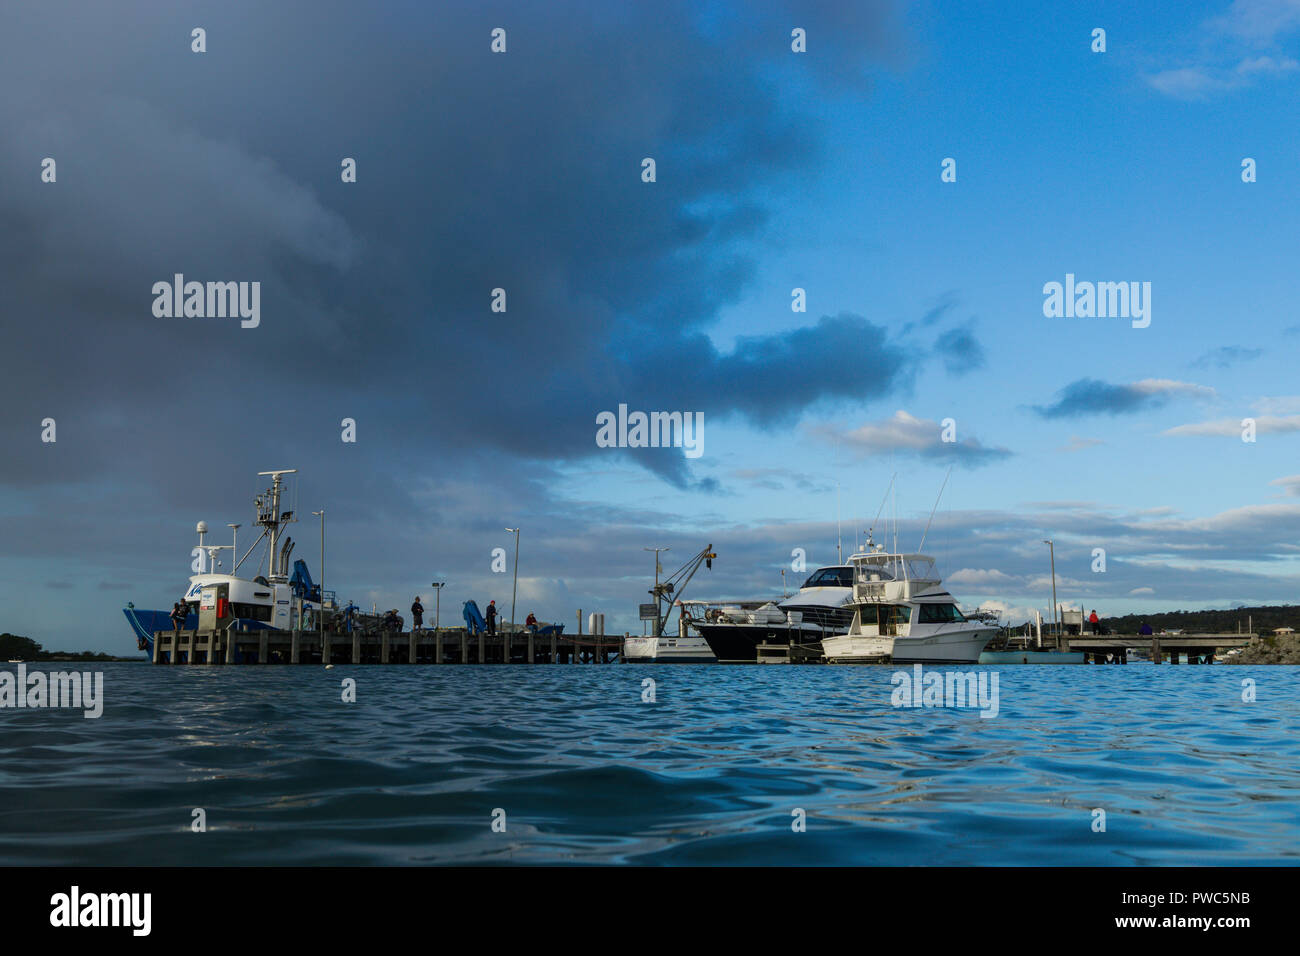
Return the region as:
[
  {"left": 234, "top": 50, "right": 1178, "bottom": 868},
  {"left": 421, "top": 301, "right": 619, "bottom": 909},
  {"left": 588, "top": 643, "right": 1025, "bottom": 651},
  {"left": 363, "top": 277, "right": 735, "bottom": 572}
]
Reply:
[
  {"left": 824, "top": 626, "right": 995, "bottom": 664},
  {"left": 623, "top": 636, "right": 716, "bottom": 663},
  {"left": 123, "top": 608, "right": 196, "bottom": 652},
  {"left": 124, "top": 605, "right": 278, "bottom": 653},
  {"left": 695, "top": 623, "right": 830, "bottom": 662}
]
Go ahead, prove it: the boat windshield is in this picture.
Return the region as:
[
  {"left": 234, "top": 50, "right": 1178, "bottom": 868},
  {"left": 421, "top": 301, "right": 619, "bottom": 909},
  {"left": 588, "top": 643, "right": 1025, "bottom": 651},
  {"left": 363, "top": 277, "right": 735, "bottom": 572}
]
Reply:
[
  {"left": 802, "top": 567, "right": 853, "bottom": 588},
  {"left": 917, "top": 603, "right": 966, "bottom": 623}
]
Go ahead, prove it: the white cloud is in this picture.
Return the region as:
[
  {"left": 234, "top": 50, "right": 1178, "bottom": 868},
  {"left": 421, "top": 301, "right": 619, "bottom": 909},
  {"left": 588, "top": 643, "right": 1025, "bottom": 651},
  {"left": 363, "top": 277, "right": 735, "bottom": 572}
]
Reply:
[
  {"left": 1147, "top": 2, "right": 1300, "bottom": 98},
  {"left": 1213, "top": 0, "right": 1300, "bottom": 42},
  {"left": 948, "top": 568, "right": 1017, "bottom": 587},
  {"left": 810, "top": 410, "right": 1013, "bottom": 466},
  {"left": 1164, "top": 415, "right": 1300, "bottom": 437},
  {"left": 1128, "top": 379, "right": 1216, "bottom": 399},
  {"left": 1269, "top": 474, "right": 1300, "bottom": 496},
  {"left": 1129, "top": 587, "right": 1156, "bottom": 595},
  {"left": 1252, "top": 395, "right": 1300, "bottom": 415},
  {"left": 835, "top": 410, "right": 936, "bottom": 452}
]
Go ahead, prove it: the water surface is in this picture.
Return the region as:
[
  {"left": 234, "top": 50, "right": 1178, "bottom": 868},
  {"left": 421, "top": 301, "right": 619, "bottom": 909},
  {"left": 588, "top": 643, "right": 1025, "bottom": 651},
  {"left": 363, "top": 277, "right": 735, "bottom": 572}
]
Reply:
[{"left": 1, "top": 662, "right": 1295, "bottom": 865}]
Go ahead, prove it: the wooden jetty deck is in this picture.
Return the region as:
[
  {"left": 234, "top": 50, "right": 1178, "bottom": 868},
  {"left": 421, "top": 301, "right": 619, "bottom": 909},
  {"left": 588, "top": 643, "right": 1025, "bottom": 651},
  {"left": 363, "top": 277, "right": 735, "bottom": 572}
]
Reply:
[
  {"left": 152, "top": 628, "right": 623, "bottom": 665},
  {"left": 1063, "top": 633, "right": 1255, "bottom": 664}
]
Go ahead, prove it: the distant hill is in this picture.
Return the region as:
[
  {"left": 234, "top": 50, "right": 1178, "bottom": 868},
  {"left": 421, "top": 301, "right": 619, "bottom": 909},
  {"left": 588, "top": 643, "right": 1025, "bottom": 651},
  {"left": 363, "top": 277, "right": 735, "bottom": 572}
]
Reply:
[
  {"left": 1097, "top": 605, "right": 1296, "bottom": 635},
  {"left": 0, "top": 632, "right": 139, "bottom": 662}
]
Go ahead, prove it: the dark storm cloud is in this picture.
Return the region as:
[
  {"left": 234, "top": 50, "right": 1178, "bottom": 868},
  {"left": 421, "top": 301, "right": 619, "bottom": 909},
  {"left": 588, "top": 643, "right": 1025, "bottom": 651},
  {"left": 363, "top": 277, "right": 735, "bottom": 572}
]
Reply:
[
  {"left": 0, "top": 1, "right": 935, "bottom": 649},
  {"left": 1, "top": 0, "right": 911, "bottom": 492}
]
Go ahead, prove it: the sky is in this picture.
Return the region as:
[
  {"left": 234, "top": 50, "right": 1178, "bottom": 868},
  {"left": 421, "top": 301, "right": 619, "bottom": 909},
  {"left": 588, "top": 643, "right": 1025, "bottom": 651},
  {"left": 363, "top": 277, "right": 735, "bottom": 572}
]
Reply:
[{"left": 2, "top": 0, "right": 1299, "bottom": 652}]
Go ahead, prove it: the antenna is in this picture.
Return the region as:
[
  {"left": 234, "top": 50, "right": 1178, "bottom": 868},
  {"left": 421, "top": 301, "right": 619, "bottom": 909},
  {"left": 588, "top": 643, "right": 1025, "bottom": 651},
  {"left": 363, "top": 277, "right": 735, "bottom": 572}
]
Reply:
[
  {"left": 917, "top": 467, "right": 952, "bottom": 553},
  {"left": 866, "top": 474, "right": 895, "bottom": 546},
  {"left": 891, "top": 457, "right": 898, "bottom": 556}
]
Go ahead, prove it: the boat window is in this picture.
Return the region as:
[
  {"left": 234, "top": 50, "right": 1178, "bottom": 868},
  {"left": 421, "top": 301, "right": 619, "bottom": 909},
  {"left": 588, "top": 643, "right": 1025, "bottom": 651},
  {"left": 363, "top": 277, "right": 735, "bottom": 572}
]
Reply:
[
  {"left": 873, "top": 604, "right": 911, "bottom": 635},
  {"left": 231, "top": 602, "right": 273, "bottom": 622},
  {"left": 918, "top": 603, "right": 966, "bottom": 624},
  {"left": 802, "top": 567, "right": 853, "bottom": 588}
]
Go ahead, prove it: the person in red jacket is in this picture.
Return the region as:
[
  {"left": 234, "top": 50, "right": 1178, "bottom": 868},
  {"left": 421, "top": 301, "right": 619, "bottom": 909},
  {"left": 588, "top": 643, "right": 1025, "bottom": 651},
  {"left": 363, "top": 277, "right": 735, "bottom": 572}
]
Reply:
[{"left": 1089, "top": 609, "right": 1101, "bottom": 635}]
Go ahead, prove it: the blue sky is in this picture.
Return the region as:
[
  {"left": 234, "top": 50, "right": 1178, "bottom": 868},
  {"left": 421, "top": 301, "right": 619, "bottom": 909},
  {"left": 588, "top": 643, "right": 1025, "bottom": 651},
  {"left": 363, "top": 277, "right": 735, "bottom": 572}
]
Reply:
[{"left": 2, "top": 0, "right": 1299, "bottom": 651}]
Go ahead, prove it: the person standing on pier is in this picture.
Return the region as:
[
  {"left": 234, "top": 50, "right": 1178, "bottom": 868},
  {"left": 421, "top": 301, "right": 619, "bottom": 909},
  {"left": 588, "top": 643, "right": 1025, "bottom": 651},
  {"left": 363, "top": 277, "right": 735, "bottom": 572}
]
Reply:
[
  {"left": 1089, "top": 609, "right": 1101, "bottom": 634},
  {"left": 485, "top": 600, "right": 498, "bottom": 636},
  {"left": 411, "top": 597, "right": 424, "bottom": 632},
  {"left": 170, "top": 601, "right": 186, "bottom": 636}
]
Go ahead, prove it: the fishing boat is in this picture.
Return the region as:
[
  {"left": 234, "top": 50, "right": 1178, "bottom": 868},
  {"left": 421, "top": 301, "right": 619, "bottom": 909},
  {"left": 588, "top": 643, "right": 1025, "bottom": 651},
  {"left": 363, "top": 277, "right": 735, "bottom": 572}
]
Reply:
[
  {"left": 821, "top": 540, "right": 997, "bottom": 664},
  {"left": 622, "top": 633, "right": 717, "bottom": 663},
  {"left": 123, "top": 469, "right": 334, "bottom": 658},
  {"left": 623, "top": 601, "right": 718, "bottom": 662}
]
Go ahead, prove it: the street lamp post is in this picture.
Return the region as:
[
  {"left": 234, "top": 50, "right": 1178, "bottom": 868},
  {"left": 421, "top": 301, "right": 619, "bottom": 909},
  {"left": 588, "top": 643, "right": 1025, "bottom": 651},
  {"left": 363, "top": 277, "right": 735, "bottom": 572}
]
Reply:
[
  {"left": 1043, "top": 538, "right": 1058, "bottom": 650},
  {"left": 505, "top": 528, "right": 520, "bottom": 635},
  {"left": 431, "top": 581, "right": 445, "bottom": 632},
  {"left": 313, "top": 510, "right": 326, "bottom": 644}
]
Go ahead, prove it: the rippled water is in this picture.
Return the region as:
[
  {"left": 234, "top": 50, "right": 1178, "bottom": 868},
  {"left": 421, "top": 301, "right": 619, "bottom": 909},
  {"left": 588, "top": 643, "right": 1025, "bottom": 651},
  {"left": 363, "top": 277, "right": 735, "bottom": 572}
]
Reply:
[{"left": 0, "top": 662, "right": 1296, "bottom": 865}]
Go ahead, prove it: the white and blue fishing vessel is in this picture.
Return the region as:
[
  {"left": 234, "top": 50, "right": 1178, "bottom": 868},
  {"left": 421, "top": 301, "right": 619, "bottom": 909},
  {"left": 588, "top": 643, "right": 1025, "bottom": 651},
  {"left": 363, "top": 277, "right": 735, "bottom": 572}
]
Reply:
[{"left": 124, "top": 470, "right": 332, "bottom": 657}]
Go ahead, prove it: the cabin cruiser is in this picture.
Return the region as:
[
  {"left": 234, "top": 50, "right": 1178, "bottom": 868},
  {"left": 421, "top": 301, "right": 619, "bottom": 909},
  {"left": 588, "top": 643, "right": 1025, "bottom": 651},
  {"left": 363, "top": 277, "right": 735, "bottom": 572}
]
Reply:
[
  {"left": 123, "top": 469, "right": 334, "bottom": 657},
  {"left": 821, "top": 543, "right": 997, "bottom": 664},
  {"left": 693, "top": 565, "right": 857, "bottom": 662}
]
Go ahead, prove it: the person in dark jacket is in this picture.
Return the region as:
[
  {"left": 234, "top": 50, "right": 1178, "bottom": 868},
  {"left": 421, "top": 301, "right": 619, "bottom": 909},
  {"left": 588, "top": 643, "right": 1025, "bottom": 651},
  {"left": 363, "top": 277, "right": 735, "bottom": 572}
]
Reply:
[
  {"left": 170, "top": 601, "right": 186, "bottom": 634},
  {"left": 411, "top": 597, "right": 424, "bottom": 632},
  {"left": 485, "top": 600, "right": 497, "bottom": 636},
  {"left": 525, "top": 612, "right": 538, "bottom": 634}
]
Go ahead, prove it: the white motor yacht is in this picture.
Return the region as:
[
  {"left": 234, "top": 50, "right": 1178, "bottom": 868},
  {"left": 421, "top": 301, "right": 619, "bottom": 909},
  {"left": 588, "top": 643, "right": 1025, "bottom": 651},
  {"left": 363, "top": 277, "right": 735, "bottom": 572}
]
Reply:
[{"left": 822, "top": 542, "right": 997, "bottom": 664}]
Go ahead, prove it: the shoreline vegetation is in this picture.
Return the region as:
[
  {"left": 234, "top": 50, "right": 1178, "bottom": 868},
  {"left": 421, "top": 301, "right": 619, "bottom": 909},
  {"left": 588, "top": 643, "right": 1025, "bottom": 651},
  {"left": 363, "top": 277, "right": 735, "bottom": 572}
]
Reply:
[
  {"left": 1223, "top": 634, "right": 1300, "bottom": 665},
  {"left": 0, "top": 633, "right": 144, "bottom": 663}
]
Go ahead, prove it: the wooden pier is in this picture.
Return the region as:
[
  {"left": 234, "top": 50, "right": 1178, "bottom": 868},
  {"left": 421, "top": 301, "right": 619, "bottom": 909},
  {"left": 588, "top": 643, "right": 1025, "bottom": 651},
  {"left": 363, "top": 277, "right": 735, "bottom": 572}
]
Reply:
[
  {"left": 151, "top": 628, "right": 623, "bottom": 665},
  {"left": 1065, "top": 632, "right": 1255, "bottom": 664}
]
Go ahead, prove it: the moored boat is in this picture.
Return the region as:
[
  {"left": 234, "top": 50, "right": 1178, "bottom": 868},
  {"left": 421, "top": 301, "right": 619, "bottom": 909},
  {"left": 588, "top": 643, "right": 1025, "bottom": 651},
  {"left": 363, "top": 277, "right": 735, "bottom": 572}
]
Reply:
[
  {"left": 123, "top": 469, "right": 339, "bottom": 659},
  {"left": 822, "top": 541, "right": 997, "bottom": 664}
]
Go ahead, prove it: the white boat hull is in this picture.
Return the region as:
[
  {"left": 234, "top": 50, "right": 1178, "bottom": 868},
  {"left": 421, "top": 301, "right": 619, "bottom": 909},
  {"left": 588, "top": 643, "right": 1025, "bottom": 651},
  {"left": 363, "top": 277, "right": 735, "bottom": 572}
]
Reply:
[
  {"left": 623, "top": 636, "right": 717, "bottom": 663},
  {"left": 824, "top": 625, "right": 995, "bottom": 664}
]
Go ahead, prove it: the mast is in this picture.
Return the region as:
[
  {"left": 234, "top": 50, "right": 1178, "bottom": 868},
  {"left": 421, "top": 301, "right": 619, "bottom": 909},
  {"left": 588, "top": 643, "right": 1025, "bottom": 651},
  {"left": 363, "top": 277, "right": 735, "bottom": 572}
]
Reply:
[{"left": 256, "top": 469, "right": 298, "bottom": 581}]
